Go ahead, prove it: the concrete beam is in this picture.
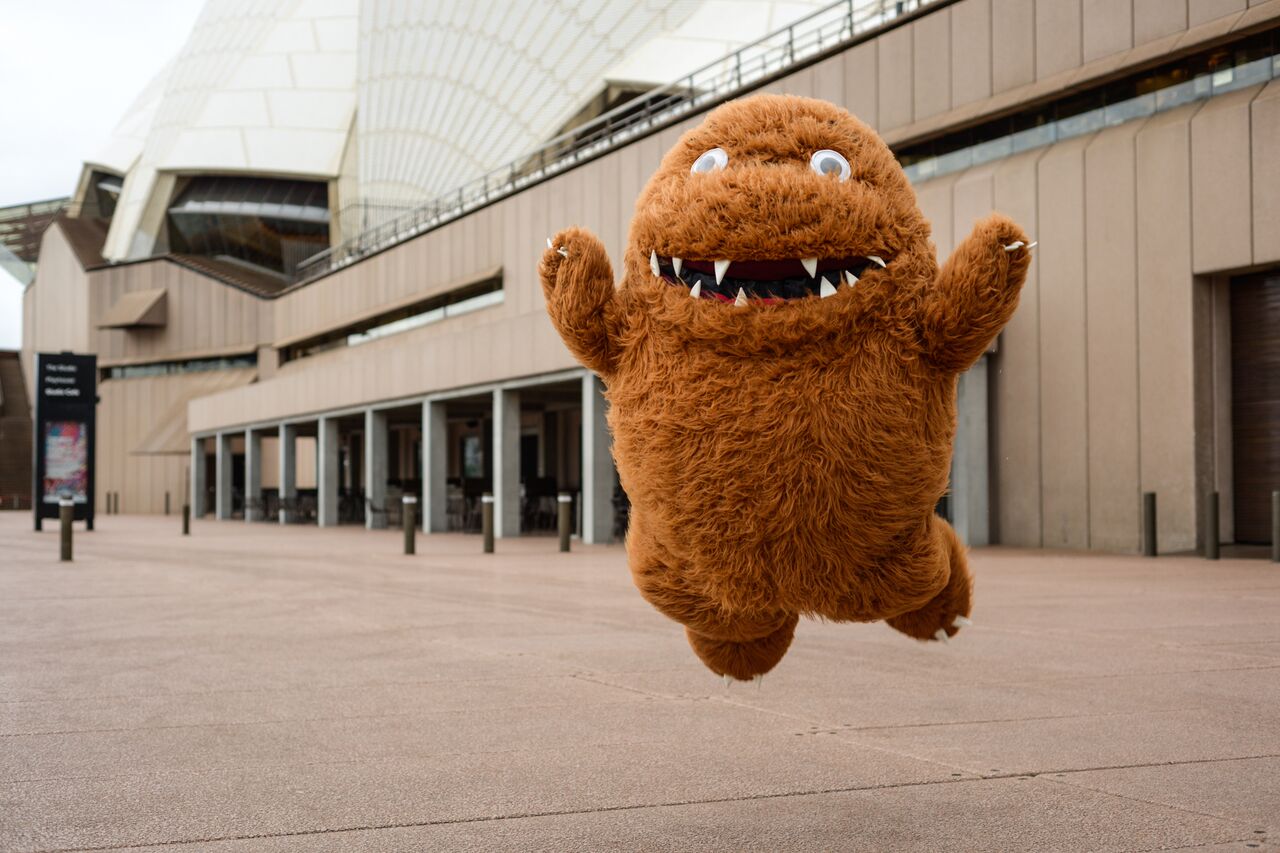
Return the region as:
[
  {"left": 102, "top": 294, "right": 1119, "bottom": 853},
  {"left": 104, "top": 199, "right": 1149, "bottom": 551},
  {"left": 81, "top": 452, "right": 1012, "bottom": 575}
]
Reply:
[
  {"left": 492, "top": 388, "right": 521, "bottom": 538},
  {"left": 191, "top": 437, "right": 206, "bottom": 518},
  {"left": 215, "top": 433, "right": 234, "bottom": 521},
  {"left": 318, "top": 417, "right": 339, "bottom": 528},
  {"left": 423, "top": 401, "right": 448, "bottom": 533},
  {"left": 278, "top": 423, "right": 296, "bottom": 525},
  {"left": 951, "top": 357, "right": 990, "bottom": 546},
  {"left": 364, "top": 409, "right": 388, "bottom": 529},
  {"left": 581, "top": 373, "right": 614, "bottom": 545}
]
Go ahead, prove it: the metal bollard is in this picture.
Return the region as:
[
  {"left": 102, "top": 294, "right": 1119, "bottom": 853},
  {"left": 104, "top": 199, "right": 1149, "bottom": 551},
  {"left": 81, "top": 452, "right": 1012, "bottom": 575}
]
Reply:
[
  {"left": 557, "top": 492, "right": 572, "bottom": 552},
  {"left": 165, "top": 491, "right": 171, "bottom": 516},
  {"left": 1142, "top": 492, "right": 1157, "bottom": 557},
  {"left": 1272, "top": 491, "right": 1279, "bottom": 564},
  {"left": 403, "top": 495, "right": 417, "bottom": 555},
  {"left": 481, "top": 493, "right": 495, "bottom": 553},
  {"left": 1204, "top": 492, "right": 1219, "bottom": 560},
  {"left": 182, "top": 503, "right": 190, "bottom": 536},
  {"left": 59, "top": 498, "right": 73, "bottom": 562}
]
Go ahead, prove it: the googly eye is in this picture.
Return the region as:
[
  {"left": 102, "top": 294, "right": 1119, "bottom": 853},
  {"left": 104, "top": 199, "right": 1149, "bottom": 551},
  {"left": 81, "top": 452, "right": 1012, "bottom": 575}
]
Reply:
[
  {"left": 690, "top": 147, "right": 729, "bottom": 175},
  {"left": 810, "top": 149, "right": 851, "bottom": 181}
]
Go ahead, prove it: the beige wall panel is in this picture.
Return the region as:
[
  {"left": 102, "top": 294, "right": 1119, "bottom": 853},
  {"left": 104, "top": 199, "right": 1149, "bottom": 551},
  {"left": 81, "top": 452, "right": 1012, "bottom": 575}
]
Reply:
[
  {"left": 768, "top": 67, "right": 815, "bottom": 97},
  {"left": 992, "top": 147, "right": 1046, "bottom": 546},
  {"left": 1188, "top": 0, "right": 1246, "bottom": 25},
  {"left": 1134, "top": 0, "right": 1187, "bottom": 43},
  {"left": 913, "top": 6, "right": 952, "bottom": 122},
  {"left": 992, "top": 0, "right": 1036, "bottom": 93},
  {"left": 89, "top": 260, "right": 264, "bottom": 364},
  {"left": 1035, "top": 0, "right": 1083, "bottom": 80},
  {"left": 1084, "top": 121, "right": 1144, "bottom": 553},
  {"left": 950, "top": 0, "right": 992, "bottom": 109},
  {"left": 914, "top": 173, "right": 960, "bottom": 259},
  {"left": 617, "top": 143, "right": 645, "bottom": 259},
  {"left": 29, "top": 225, "right": 91, "bottom": 357},
  {"left": 1082, "top": 0, "right": 1132, "bottom": 62},
  {"left": 1136, "top": 103, "right": 1201, "bottom": 553},
  {"left": 811, "top": 54, "right": 845, "bottom": 105},
  {"left": 1190, "top": 85, "right": 1260, "bottom": 274},
  {"left": 950, "top": 164, "right": 996, "bottom": 250},
  {"left": 1250, "top": 79, "right": 1280, "bottom": 264},
  {"left": 843, "top": 40, "right": 878, "bottom": 127},
  {"left": 1036, "top": 134, "right": 1091, "bottom": 549},
  {"left": 877, "top": 22, "right": 914, "bottom": 131}
]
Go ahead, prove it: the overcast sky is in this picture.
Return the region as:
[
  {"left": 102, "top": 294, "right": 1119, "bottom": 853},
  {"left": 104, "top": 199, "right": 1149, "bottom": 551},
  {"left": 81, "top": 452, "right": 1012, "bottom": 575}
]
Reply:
[{"left": 0, "top": 0, "right": 206, "bottom": 349}]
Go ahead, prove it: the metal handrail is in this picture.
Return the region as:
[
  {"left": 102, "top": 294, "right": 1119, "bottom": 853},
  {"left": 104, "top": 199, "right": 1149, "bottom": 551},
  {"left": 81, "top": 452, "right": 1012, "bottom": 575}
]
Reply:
[{"left": 294, "top": 0, "right": 933, "bottom": 282}]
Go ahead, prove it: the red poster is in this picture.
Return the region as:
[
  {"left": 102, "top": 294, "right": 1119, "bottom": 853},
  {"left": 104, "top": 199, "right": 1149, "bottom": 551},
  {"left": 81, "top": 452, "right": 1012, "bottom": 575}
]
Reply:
[{"left": 43, "top": 421, "right": 88, "bottom": 504}]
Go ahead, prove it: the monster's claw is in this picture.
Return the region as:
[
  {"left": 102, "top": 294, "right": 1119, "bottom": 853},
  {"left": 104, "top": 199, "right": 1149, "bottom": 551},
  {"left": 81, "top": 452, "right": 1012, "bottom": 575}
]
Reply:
[
  {"left": 753, "top": 674, "right": 764, "bottom": 689},
  {"left": 953, "top": 615, "right": 973, "bottom": 628},
  {"left": 546, "top": 236, "right": 553, "bottom": 249},
  {"left": 557, "top": 247, "right": 568, "bottom": 257},
  {"left": 1003, "top": 241, "right": 1024, "bottom": 251},
  {"left": 934, "top": 628, "right": 950, "bottom": 644},
  {"left": 723, "top": 674, "right": 733, "bottom": 687}
]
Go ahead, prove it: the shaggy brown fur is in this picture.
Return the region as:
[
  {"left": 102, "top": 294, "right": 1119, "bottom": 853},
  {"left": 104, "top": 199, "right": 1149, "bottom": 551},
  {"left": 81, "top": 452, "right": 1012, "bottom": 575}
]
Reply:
[{"left": 540, "top": 95, "right": 1031, "bottom": 680}]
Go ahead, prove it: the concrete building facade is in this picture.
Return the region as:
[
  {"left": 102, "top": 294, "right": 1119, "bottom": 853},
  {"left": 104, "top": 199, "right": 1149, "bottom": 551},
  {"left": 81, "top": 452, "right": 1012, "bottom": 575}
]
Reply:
[{"left": 22, "top": 0, "right": 1280, "bottom": 553}]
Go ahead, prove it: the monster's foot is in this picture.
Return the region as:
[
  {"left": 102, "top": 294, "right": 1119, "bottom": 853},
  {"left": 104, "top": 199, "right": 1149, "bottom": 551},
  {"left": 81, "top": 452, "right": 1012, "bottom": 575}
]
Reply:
[
  {"left": 885, "top": 518, "right": 973, "bottom": 643},
  {"left": 687, "top": 612, "right": 799, "bottom": 682}
]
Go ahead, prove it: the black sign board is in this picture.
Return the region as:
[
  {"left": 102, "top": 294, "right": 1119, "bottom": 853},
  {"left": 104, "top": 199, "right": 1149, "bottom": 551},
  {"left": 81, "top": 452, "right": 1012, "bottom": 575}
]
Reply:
[{"left": 33, "top": 352, "right": 97, "bottom": 531}]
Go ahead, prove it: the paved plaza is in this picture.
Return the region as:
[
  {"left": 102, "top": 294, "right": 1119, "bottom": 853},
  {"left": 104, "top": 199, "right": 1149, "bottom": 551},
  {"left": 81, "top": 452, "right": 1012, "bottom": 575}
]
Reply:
[{"left": 1, "top": 513, "right": 1278, "bottom": 852}]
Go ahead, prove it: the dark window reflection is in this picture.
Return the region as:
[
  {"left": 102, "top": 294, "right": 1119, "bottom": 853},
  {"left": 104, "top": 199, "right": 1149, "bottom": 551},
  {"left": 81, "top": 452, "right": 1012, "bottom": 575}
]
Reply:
[{"left": 167, "top": 176, "right": 329, "bottom": 278}]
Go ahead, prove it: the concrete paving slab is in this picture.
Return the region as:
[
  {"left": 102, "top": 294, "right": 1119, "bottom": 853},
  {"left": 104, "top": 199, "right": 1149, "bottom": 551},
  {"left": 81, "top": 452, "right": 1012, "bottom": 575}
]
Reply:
[
  {"left": 106, "top": 777, "right": 1252, "bottom": 853},
  {"left": 1, "top": 514, "right": 1277, "bottom": 852}
]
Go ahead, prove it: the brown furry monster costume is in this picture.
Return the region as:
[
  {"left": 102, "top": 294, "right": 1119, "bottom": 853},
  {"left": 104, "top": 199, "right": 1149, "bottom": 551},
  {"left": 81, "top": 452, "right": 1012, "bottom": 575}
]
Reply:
[{"left": 540, "top": 94, "right": 1033, "bottom": 681}]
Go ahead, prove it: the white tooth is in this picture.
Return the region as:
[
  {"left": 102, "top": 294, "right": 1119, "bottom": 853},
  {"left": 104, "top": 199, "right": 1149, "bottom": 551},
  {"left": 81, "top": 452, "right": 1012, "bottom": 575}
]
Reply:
[
  {"left": 844, "top": 270, "right": 858, "bottom": 286},
  {"left": 868, "top": 255, "right": 887, "bottom": 268},
  {"left": 650, "top": 250, "right": 660, "bottom": 277},
  {"left": 673, "top": 257, "right": 683, "bottom": 276},
  {"left": 689, "top": 281, "right": 701, "bottom": 299},
  {"left": 801, "top": 257, "right": 818, "bottom": 277},
  {"left": 819, "top": 279, "right": 837, "bottom": 298},
  {"left": 715, "top": 259, "right": 731, "bottom": 285},
  {"left": 734, "top": 287, "right": 748, "bottom": 307}
]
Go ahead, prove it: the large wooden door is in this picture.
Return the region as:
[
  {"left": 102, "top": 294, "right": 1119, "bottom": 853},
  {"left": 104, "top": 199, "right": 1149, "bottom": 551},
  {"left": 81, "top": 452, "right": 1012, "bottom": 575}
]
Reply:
[{"left": 1231, "top": 273, "right": 1280, "bottom": 544}]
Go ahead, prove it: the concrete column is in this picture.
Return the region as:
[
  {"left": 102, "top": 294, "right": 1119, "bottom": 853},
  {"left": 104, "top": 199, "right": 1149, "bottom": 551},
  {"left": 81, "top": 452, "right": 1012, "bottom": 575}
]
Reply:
[
  {"left": 215, "top": 432, "right": 233, "bottom": 521},
  {"left": 245, "top": 429, "right": 261, "bottom": 522},
  {"left": 423, "top": 401, "right": 448, "bottom": 532},
  {"left": 951, "top": 357, "right": 990, "bottom": 546},
  {"left": 364, "top": 408, "right": 388, "bottom": 529},
  {"left": 278, "top": 423, "right": 296, "bottom": 524},
  {"left": 318, "top": 416, "right": 340, "bottom": 527},
  {"left": 191, "top": 437, "right": 206, "bottom": 518},
  {"left": 581, "top": 373, "right": 614, "bottom": 544},
  {"left": 492, "top": 388, "right": 521, "bottom": 538}
]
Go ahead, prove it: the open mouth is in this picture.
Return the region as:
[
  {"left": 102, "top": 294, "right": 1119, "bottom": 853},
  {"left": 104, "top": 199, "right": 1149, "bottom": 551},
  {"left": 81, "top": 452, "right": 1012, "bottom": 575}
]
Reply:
[{"left": 649, "top": 252, "right": 888, "bottom": 304}]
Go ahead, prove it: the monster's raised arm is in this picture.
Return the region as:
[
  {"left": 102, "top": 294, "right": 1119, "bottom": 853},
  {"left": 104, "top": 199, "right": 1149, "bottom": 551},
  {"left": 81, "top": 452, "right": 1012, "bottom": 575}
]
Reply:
[
  {"left": 539, "top": 227, "right": 622, "bottom": 380},
  {"left": 919, "top": 213, "right": 1033, "bottom": 374}
]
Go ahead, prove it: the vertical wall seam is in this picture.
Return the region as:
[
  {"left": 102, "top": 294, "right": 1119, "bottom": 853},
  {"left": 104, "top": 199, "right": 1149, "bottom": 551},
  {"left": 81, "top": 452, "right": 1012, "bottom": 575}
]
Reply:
[
  {"left": 1080, "top": 135, "right": 1091, "bottom": 549},
  {"left": 1033, "top": 143, "right": 1049, "bottom": 548},
  {"left": 1130, "top": 117, "right": 1148, "bottom": 551}
]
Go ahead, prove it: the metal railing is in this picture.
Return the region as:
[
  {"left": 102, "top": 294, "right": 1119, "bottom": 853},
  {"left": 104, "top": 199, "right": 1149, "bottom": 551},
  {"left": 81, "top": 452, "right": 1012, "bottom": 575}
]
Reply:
[{"left": 294, "top": 0, "right": 935, "bottom": 282}]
